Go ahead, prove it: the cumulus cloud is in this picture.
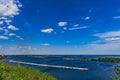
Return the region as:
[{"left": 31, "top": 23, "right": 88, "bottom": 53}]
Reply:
[
  {"left": 0, "top": 0, "right": 22, "bottom": 41},
  {"left": 5, "top": 19, "right": 12, "bottom": 25},
  {"left": 0, "top": 28, "right": 3, "bottom": 31},
  {"left": 69, "top": 26, "right": 88, "bottom": 30},
  {"left": 4, "top": 29, "right": 9, "bottom": 35},
  {"left": 0, "top": 21, "right": 3, "bottom": 24},
  {"left": 0, "top": 0, "right": 22, "bottom": 17},
  {"left": 0, "top": 35, "right": 8, "bottom": 39},
  {"left": 41, "top": 28, "right": 54, "bottom": 33},
  {"left": 9, "top": 33, "right": 16, "bottom": 36},
  {"left": 85, "top": 16, "right": 90, "bottom": 20},
  {"left": 8, "top": 25, "right": 19, "bottom": 30},
  {"left": 58, "top": 22, "right": 67, "bottom": 27}
]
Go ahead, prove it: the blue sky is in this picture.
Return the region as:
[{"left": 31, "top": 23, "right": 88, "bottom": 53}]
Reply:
[{"left": 0, "top": 0, "right": 120, "bottom": 55}]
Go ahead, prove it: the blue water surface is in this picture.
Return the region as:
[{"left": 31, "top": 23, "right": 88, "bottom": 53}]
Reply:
[{"left": 3, "top": 55, "right": 120, "bottom": 80}]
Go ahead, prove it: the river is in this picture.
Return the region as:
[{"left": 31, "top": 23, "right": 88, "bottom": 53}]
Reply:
[{"left": 3, "top": 55, "right": 120, "bottom": 80}]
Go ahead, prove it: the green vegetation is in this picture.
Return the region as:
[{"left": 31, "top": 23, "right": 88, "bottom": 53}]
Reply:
[
  {"left": 0, "top": 55, "right": 6, "bottom": 60},
  {"left": 63, "top": 58, "right": 90, "bottom": 61},
  {"left": 91, "top": 58, "right": 120, "bottom": 62},
  {"left": 63, "top": 57, "right": 120, "bottom": 63},
  {"left": 111, "top": 66, "right": 120, "bottom": 80},
  {"left": 0, "top": 62, "right": 57, "bottom": 80}
]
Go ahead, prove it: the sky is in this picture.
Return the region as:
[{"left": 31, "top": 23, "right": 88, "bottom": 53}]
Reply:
[{"left": 0, "top": 0, "right": 120, "bottom": 55}]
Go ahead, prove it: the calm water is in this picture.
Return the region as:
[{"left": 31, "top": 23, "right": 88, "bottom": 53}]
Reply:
[{"left": 3, "top": 55, "right": 120, "bottom": 80}]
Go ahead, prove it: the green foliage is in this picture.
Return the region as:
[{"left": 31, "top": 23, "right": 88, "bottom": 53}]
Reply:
[
  {"left": 110, "top": 77, "right": 118, "bottom": 80},
  {"left": 111, "top": 66, "right": 120, "bottom": 80},
  {"left": 63, "top": 58, "right": 90, "bottom": 61},
  {"left": 0, "top": 62, "right": 57, "bottom": 80},
  {"left": 92, "top": 58, "right": 120, "bottom": 62},
  {"left": 0, "top": 55, "right": 6, "bottom": 60}
]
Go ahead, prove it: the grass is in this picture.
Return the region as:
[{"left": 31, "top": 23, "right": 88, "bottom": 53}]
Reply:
[{"left": 0, "top": 62, "right": 57, "bottom": 80}]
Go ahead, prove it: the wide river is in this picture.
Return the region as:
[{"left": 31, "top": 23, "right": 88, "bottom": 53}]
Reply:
[{"left": 3, "top": 55, "right": 120, "bottom": 80}]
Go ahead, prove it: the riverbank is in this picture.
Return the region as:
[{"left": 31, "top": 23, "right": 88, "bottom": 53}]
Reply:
[
  {"left": 0, "top": 62, "right": 56, "bottom": 80},
  {"left": 111, "top": 66, "right": 120, "bottom": 80}
]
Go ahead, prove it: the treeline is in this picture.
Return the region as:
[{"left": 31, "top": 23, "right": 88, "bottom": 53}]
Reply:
[
  {"left": 0, "top": 55, "right": 6, "bottom": 60},
  {"left": 63, "top": 57, "right": 120, "bottom": 62},
  {"left": 91, "top": 58, "right": 120, "bottom": 62}
]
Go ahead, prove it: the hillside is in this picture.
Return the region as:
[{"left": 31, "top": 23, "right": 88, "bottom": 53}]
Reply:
[{"left": 0, "top": 62, "right": 56, "bottom": 80}]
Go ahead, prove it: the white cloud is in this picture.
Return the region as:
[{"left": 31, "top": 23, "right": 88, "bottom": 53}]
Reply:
[
  {"left": 83, "top": 41, "right": 120, "bottom": 54},
  {"left": 94, "top": 30, "right": 120, "bottom": 42},
  {"left": 8, "top": 25, "right": 19, "bottom": 30},
  {"left": 19, "top": 37, "right": 24, "bottom": 40},
  {"left": 69, "top": 26, "right": 88, "bottom": 30},
  {"left": 16, "top": 35, "right": 24, "bottom": 40},
  {"left": 105, "top": 37, "right": 120, "bottom": 41},
  {"left": 113, "top": 16, "right": 120, "bottom": 19},
  {"left": 58, "top": 22, "right": 67, "bottom": 27},
  {"left": 0, "top": 0, "right": 22, "bottom": 41},
  {"left": 0, "top": 35, "right": 8, "bottom": 39},
  {"left": 16, "top": 36, "right": 21, "bottom": 38},
  {"left": 5, "top": 19, "right": 12, "bottom": 25},
  {"left": 0, "top": 0, "right": 22, "bottom": 17},
  {"left": 0, "top": 21, "right": 3, "bottom": 24},
  {"left": 41, "top": 28, "right": 54, "bottom": 33},
  {"left": 42, "top": 43, "right": 50, "bottom": 46},
  {"left": 63, "top": 27, "right": 67, "bottom": 30},
  {"left": 94, "top": 30, "right": 120, "bottom": 38},
  {"left": 0, "top": 28, "right": 3, "bottom": 31},
  {"left": 85, "top": 30, "right": 120, "bottom": 54},
  {"left": 0, "top": 17, "right": 7, "bottom": 20},
  {"left": 9, "top": 33, "right": 16, "bottom": 36},
  {"left": 85, "top": 16, "right": 90, "bottom": 20},
  {"left": 73, "top": 24, "right": 79, "bottom": 27},
  {"left": 4, "top": 29, "right": 9, "bottom": 35}
]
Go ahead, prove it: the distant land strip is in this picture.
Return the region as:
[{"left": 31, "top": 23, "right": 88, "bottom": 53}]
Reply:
[{"left": 9, "top": 60, "right": 88, "bottom": 70}]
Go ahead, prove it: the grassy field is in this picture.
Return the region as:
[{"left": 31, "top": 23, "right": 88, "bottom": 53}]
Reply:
[{"left": 0, "top": 62, "right": 57, "bottom": 80}]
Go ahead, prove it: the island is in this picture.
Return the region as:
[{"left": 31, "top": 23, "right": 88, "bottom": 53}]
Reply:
[
  {"left": 63, "top": 57, "right": 120, "bottom": 62},
  {"left": 91, "top": 57, "right": 120, "bottom": 62}
]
